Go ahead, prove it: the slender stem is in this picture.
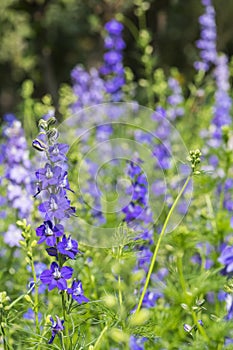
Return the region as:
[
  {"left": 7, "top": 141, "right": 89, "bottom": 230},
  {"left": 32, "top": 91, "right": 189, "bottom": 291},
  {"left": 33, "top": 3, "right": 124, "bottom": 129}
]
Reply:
[
  {"left": 118, "top": 276, "right": 123, "bottom": 308},
  {"left": 6, "top": 283, "right": 35, "bottom": 311},
  {"left": 59, "top": 333, "right": 66, "bottom": 350},
  {"left": 61, "top": 291, "right": 70, "bottom": 349},
  {"left": 30, "top": 260, "right": 40, "bottom": 334},
  {"left": 118, "top": 246, "right": 123, "bottom": 312},
  {"left": 177, "top": 254, "right": 186, "bottom": 294},
  {"left": 120, "top": 16, "right": 139, "bottom": 41},
  {"left": 93, "top": 325, "right": 108, "bottom": 350},
  {"left": 136, "top": 175, "right": 191, "bottom": 313},
  {"left": 191, "top": 310, "right": 209, "bottom": 341}
]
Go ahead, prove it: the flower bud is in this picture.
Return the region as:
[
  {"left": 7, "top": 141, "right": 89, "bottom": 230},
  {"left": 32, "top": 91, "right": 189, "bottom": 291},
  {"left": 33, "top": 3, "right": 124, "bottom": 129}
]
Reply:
[{"left": 32, "top": 138, "right": 48, "bottom": 152}]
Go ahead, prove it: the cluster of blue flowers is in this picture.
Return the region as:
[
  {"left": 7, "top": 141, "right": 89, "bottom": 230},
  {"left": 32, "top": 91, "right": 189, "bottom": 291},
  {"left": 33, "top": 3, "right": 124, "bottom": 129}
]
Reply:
[
  {"left": 33, "top": 117, "right": 88, "bottom": 343},
  {"left": 212, "top": 54, "right": 232, "bottom": 130},
  {"left": 194, "top": 2, "right": 233, "bottom": 334},
  {"left": 166, "top": 77, "right": 184, "bottom": 121},
  {"left": 0, "top": 115, "right": 33, "bottom": 247},
  {"left": 71, "top": 65, "right": 105, "bottom": 113},
  {"left": 194, "top": 0, "right": 217, "bottom": 71},
  {"left": 100, "top": 19, "right": 125, "bottom": 102}
]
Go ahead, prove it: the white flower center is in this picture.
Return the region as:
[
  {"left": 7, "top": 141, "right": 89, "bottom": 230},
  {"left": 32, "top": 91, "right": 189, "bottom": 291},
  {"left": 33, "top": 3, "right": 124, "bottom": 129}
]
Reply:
[
  {"left": 66, "top": 238, "right": 73, "bottom": 250},
  {"left": 46, "top": 167, "right": 53, "bottom": 179},
  {"left": 52, "top": 145, "right": 59, "bottom": 155},
  {"left": 74, "top": 286, "right": 81, "bottom": 296},
  {"left": 53, "top": 267, "right": 61, "bottom": 280},
  {"left": 50, "top": 198, "right": 58, "bottom": 211},
  {"left": 45, "top": 223, "right": 53, "bottom": 236}
]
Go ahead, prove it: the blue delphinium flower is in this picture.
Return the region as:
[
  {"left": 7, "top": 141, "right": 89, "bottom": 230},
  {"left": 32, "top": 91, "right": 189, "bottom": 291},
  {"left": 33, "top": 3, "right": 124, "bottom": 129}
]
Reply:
[
  {"left": 38, "top": 192, "right": 74, "bottom": 221},
  {"left": 100, "top": 19, "right": 125, "bottom": 102},
  {"left": 36, "top": 163, "right": 64, "bottom": 190},
  {"left": 40, "top": 262, "right": 73, "bottom": 291},
  {"left": 57, "top": 235, "right": 79, "bottom": 259},
  {"left": 36, "top": 220, "right": 64, "bottom": 246},
  {"left": 48, "top": 315, "right": 64, "bottom": 344},
  {"left": 194, "top": 0, "right": 217, "bottom": 71},
  {"left": 67, "top": 280, "right": 89, "bottom": 304}
]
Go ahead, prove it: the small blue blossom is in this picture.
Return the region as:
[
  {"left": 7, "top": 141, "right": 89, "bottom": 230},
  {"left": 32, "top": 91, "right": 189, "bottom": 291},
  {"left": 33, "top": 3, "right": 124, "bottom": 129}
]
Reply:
[
  {"left": 48, "top": 316, "right": 64, "bottom": 344},
  {"left": 38, "top": 192, "right": 75, "bottom": 220},
  {"left": 67, "top": 280, "right": 89, "bottom": 304},
  {"left": 36, "top": 220, "right": 64, "bottom": 246},
  {"left": 218, "top": 246, "right": 233, "bottom": 275},
  {"left": 36, "top": 164, "right": 64, "bottom": 190},
  {"left": 40, "top": 262, "right": 73, "bottom": 291},
  {"left": 57, "top": 235, "right": 79, "bottom": 259},
  {"left": 48, "top": 143, "right": 69, "bottom": 163}
]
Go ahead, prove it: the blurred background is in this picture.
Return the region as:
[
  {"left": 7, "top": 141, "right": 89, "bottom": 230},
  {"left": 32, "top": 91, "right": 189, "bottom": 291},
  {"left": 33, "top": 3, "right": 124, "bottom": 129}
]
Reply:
[{"left": 0, "top": 0, "right": 233, "bottom": 118}]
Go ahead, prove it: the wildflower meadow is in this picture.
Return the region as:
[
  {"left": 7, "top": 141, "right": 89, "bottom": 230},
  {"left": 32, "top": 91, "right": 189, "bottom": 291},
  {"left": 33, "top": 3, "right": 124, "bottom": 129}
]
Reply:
[{"left": 0, "top": 0, "right": 233, "bottom": 349}]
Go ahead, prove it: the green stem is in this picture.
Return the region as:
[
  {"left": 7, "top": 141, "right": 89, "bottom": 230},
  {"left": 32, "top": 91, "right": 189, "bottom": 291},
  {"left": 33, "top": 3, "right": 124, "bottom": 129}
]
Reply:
[
  {"left": 93, "top": 325, "right": 108, "bottom": 350},
  {"left": 120, "top": 16, "right": 139, "bottom": 41},
  {"left": 118, "top": 246, "right": 123, "bottom": 312},
  {"left": 30, "top": 260, "right": 40, "bottom": 334},
  {"left": 59, "top": 333, "right": 66, "bottom": 350},
  {"left": 191, "top": 310, "right": 209, "bottom": 341},
  {"left": 6, "top": 283, "right": 35, "bottom": 311},
  {"left": 177, "top": 254, "right": 186, "bottom": 294},
  {"left": 61, "top": 291, "right": 70, "bottom": 349},
  {"left": 136, "top": 174, "right": 192, "bottom": 313}
]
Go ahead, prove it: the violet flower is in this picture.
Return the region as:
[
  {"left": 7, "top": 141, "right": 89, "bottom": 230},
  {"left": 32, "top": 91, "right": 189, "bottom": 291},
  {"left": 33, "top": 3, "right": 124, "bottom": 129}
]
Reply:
[
  {"left": 67, "top": 280, "right": 89, "bottom": 304},
  {"left": 48, "top": 315, "right": 64, "bottom": 344},
  {"left": 36, "top": 220, "right": 64, "bottom": 246},
  {"left": 40, "top": 262, "right": 73, "bottom": 291},
  {"left": 57, "top": 235, "right": 79, "bottom": 259}
]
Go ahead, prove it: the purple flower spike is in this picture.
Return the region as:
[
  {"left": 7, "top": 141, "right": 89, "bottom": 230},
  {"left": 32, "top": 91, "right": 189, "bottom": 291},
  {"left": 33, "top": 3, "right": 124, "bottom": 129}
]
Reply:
[
  {"left": 57, "top": 235, "right": 79, "bottom": 259},
  {"left": 36, "top": 220, "right": 64, "bottom": 246},
  {"left": 67, "top": 280, "right": 89, "bottom": 304},
  {"left": 40, "top": 262, "right": 73, "bottom": 291},
  {"left": 48, "top": 315, "right": 64, "bottom": 344}
]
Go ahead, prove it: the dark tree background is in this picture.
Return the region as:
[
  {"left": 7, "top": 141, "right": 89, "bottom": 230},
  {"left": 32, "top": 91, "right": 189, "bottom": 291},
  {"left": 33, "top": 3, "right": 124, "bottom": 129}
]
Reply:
[{"left": 0, "top": 0, "right": 232, "bottom": 116}]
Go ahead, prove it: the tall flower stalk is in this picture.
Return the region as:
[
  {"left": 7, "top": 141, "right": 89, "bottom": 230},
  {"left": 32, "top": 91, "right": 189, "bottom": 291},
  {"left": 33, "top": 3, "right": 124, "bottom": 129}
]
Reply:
[
  {"left": 32, "top": 117, "right": 88, "bottom": 346},
  {"left": 100, "top": 19, "right": 126, "bottom": 102},
  {"left": 194, "top": 0, "right": 217, "bottom": 71}
]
